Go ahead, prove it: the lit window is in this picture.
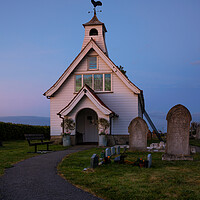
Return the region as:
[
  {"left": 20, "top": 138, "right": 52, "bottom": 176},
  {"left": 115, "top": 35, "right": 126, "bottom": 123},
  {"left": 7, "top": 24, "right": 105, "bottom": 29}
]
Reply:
[
  {"left": 88, "top": 57, "right": 97, "bottom": 70},
  {"left": 75, "top": 75, "right": 82, "bottom": 92},
  {"left": 94, "top": 74, "right": 103, "bottom": 91},
  {"left": 105, "top": 74, "right": 111, "bottom": 91},
  {"left": 83, "top": 74, "right": 92, "bottom": 88}
]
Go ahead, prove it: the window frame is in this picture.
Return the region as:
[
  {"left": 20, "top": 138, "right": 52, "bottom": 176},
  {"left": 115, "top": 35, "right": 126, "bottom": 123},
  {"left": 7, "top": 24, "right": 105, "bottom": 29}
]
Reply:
[
  {"left": 74, "top": 73, "right": 112, "bottom": 93},
  {"left": 87, "top": 56, "right": 98, "bottom": 71}
]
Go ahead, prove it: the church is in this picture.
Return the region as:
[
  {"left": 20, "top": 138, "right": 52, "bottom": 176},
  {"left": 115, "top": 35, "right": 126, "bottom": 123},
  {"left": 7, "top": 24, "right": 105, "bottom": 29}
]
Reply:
[{"left": 44, "top": 10, "right": 145, "bottom": 145}]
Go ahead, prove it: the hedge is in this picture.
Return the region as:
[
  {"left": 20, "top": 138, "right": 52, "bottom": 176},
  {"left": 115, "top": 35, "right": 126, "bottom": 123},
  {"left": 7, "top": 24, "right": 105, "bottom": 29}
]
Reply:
[{"left": 0, "top": 122, "right": 50, "bottom": 141}]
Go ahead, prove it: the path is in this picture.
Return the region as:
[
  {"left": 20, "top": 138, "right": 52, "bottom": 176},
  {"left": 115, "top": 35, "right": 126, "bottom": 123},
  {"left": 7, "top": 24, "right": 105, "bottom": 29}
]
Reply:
[{"left": 0, "top": 146, "right": 102, "bottom": 200}]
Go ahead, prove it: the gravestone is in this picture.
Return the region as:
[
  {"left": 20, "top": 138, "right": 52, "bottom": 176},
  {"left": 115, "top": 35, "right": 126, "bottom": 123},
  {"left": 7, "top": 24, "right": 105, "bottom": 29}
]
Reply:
[
  {"left": 162, "top": 104, "right": 193, "bottom": 161},
  {"left": 115, "top": 146, "right": 120, "bottom": 155},
  {"left": 196, "top": 126, "right": 200, "bottom": 140},
  {"left": 105, "top": 148, "right": 111, "bottom": 157},
  {"left": 111, "top": 147, "right": 115, "bottom": 155},
  {"left": 147, "top": 154, "right": 152, "bottom": 168},
  {"left": 128, "top": 117, "right": 148, "bottom": 151},
  {"left": 90, "top": 154, "right": 99, "bottom": 168}
]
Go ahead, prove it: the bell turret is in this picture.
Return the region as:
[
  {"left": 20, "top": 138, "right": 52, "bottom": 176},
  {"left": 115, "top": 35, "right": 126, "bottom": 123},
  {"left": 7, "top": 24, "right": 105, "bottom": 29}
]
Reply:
[{"left": 82, "top": 12, "right": 108, "bottom": 55}]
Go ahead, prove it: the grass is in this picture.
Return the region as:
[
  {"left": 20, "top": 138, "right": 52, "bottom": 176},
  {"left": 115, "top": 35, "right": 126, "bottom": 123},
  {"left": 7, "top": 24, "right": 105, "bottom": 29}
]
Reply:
[
  {"left": 58, "top": 148, "right": 200, "bottom": 200},
  {"left": 189, "top": 138, "right": 200, "bottom": 147},
  {"left": 0, "top": 140, "right": 68, "bottom": 176}
]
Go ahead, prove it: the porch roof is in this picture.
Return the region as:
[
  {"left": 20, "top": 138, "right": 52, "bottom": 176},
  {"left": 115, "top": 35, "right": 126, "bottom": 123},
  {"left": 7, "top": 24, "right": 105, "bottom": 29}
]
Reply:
[{"left": 57, "top": 84, "right": 117, "bottom": 117}]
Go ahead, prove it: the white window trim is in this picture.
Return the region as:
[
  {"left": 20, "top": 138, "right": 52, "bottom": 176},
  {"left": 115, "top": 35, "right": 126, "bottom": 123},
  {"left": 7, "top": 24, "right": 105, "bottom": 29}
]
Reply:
[
  {"left": 87, "top": 56, "right": 99, "bottom": 71},
  {"left": 74, "top": 73, "right": 112, "bottom": 93}
]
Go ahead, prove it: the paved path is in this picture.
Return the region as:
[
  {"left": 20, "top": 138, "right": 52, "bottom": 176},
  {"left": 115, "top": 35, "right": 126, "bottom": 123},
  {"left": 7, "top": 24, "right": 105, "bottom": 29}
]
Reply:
[{"left": 0, "top": 146, "right": 102, "bottom": 200}]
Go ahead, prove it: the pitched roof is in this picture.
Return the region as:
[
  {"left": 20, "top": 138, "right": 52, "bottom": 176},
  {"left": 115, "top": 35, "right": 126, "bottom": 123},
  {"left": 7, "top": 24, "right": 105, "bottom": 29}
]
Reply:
[
  {"left": 44, "top": 38, "right": 141, "bottom": 97},
  {"left": 58, "top": 84, "right": 117, "bottom": 116},
  {"left": 83, "top": 13, "right": 107, "bottom": 32}
]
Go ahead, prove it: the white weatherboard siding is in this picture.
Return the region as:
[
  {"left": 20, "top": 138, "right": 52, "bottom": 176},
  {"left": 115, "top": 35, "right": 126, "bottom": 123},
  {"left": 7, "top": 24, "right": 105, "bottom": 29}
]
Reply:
[
  {"left": 97, "top": 73, "right": 138, "bottom": 135},
  {"left": 74, "top": 50, "right": 111, "bottom": 73},
  {"left": 67, "top": 96, "right": 109, "bottom": 135},
  {"left": 50, "top": 74, "right": 75, "bottom": 135},
  {"left": 49, "top": 51, "right": 112, "bottom": 136}
]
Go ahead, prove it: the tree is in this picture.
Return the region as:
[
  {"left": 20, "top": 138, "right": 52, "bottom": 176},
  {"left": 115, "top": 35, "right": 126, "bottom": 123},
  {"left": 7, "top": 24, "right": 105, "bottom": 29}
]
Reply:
[
  {"left": 190, "top": 121, "right": 200, "bottom": 135},
  {"left": 118, "top": 65, "right": 128, "bottom": 78}
]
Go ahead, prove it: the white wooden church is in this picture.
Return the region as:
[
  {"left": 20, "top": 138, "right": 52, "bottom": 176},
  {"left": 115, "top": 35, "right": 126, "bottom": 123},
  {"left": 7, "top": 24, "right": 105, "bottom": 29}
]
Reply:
[{"left": 44, "top": 11, "right": 145, "bottom": 145}]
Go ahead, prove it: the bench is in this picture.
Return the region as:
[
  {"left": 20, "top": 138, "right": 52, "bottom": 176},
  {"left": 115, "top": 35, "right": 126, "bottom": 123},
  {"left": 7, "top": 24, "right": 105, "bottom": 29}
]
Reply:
[{"left": 24, "top": 134, "right": 54, "bottom": 153}]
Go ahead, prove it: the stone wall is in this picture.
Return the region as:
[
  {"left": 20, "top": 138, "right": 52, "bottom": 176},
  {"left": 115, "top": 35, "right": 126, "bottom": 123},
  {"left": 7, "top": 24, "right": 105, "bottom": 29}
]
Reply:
[{"left": 50, "top": 135, "right": 62, "bottom": 144}]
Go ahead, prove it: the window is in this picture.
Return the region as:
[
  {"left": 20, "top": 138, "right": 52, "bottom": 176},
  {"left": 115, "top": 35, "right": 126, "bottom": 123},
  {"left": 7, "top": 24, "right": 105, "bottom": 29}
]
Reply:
[
  {"left": 83, "top": 74, "right": 92, "bottom": 88},
  {"left": 94, "top": 74, "right": 103, "bottom": 91},
  {"left": 88, "top": 57, "right": 97, "bottom": 70},
  {"left": 89, "top": 28, "right": 98, "bottom": 36},
  {"left": 75, "top": 75, "right": 82, "bottom": 92},
  {"left": 75, "top": 74, "right": 111, "bottom": 92},
  {"left": 105, "top": 74, "right": 111, "bottom": 91}
]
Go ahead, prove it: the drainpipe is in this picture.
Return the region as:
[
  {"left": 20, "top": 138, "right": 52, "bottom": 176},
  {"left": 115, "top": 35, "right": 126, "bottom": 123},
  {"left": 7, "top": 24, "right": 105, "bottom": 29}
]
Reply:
[{"left": 57, "top": 113, "right": 64, "bottom": 134}]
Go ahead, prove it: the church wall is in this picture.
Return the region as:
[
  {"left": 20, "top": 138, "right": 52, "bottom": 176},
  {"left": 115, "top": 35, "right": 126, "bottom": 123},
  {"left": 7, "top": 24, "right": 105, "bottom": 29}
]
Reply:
[{"left": 97, "top": 73, "right": 138, "bottom": 135}]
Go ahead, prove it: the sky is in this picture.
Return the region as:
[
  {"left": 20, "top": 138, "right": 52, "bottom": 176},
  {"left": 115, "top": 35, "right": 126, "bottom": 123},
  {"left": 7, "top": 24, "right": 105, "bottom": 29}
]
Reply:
[{"left": 0, "top": 0, "right": 200, "bottom": 124}]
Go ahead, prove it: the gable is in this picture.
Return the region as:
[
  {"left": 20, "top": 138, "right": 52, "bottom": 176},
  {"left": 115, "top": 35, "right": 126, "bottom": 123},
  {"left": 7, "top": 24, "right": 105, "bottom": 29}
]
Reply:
[
  {"left": 74, "top": 49, "right": 111, "bottom": 73},
  {"left": 58, "top": 85, "right": 116, "bottom": 116},
  {"left": 44, "top": 39, "right": 141, "bottom": 97}
]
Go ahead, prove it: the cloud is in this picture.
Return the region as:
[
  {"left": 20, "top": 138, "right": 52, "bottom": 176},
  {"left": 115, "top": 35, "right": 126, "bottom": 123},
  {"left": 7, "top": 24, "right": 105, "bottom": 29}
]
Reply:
[{"left": 191, "top": 60, "right": 200, "bottom": 65}]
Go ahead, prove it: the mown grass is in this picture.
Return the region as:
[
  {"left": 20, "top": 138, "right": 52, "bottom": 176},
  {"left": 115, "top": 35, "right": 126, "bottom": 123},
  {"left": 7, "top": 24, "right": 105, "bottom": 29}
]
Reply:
[
  {"left": 58, "top": 148, "right": 200, "bottom": 200},
  {"left": 0, "top": 140, "right": 68, "bottom": 176}
]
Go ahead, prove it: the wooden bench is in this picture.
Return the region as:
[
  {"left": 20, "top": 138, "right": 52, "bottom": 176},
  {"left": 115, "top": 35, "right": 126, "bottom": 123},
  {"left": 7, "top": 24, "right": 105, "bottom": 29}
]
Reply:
[{"left": 24, "top": 134, "right": 54, "bottom": 153}]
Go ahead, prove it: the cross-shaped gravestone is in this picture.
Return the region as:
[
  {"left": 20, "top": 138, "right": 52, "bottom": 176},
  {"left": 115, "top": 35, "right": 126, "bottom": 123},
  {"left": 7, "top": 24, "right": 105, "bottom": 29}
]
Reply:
[
  {"left": 147, "top": 154, "right": 152, "bottom": 168},
  {"left": 90, "top": 154, "right": 99, "bottom": 168},
  {"left": 105, "top": 148, "right": 111, "bottom": 157},
  {"left": 111, "top": 147, "right": 115, "bottom": 155}
]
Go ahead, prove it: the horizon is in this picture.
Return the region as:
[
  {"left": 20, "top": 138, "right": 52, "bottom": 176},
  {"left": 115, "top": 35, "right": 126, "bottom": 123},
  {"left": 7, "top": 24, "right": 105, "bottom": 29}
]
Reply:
[{"left": 0, "top": 0, "right": 200, "bottom": 121}]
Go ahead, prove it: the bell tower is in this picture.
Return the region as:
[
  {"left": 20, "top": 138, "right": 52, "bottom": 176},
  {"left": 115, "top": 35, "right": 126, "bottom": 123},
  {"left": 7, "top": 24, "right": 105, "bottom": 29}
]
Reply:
[{"left": 82, "top": 11, "right": 108, "bottom": 55}]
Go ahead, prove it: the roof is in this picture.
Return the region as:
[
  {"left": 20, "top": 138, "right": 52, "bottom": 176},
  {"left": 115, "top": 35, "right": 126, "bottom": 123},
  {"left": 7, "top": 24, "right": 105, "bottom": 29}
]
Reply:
[
  {"left": 83, "top": 13, "right": 107, "bottom": 32},
  {"left": 43, "top": 38, "right": 141, "bottom": 97},
  {"left": 58, "top": 84, "right": 117, "bottom": 116}
]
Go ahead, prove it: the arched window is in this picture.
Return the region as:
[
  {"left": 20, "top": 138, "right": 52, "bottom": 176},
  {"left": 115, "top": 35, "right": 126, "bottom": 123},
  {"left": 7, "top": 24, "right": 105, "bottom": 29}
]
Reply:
[{"left": 89, "top": 28, "right": 98, "bottom": 36}]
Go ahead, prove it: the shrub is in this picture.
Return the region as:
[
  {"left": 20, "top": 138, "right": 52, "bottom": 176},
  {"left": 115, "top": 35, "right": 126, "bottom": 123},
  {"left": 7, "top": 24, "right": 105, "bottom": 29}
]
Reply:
[{"left": 0, "top": 122, "right": 50, "bottom": 141}]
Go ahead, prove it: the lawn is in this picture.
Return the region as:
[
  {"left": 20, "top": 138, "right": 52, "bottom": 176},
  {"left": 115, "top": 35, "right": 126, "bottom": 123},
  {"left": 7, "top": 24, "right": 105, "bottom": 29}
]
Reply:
[
  {"left": 0, "top": 140, "right": 68, "bottom": 176},
  {"left": 58, "top": 148, "right": 200, "bottom": 200}
]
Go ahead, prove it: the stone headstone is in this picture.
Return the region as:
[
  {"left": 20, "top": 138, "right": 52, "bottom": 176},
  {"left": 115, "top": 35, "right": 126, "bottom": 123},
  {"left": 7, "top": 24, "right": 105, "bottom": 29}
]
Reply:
[
  {"left": 147, "top": 154, "right": 152, "bottom": 168},
  {"left": 162, "top": 104, "right": 193, "bottom": 161},
  {"left": 90, "top": 154, "right": 99, "bottom": 168},
  {"left": 196, "top": 126, "right": 200, "bottom": 140},
  {"left": 128, "top": 117, "right": 148, "bottom": 151},
  {"left": 115, "top": 146, "right": 120, "bottom": 155},
  {"left": 111, "top": 147, "right": 115, "bottom": 155},
  {"left": 105, "top": 148, "right": 111, "bottom": 157}
]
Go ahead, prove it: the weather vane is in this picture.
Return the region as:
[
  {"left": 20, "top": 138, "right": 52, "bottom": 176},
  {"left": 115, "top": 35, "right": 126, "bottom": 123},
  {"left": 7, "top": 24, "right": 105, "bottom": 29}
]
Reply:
[{"left": 88, "top": 0, "right": 103, "bottom": 14}]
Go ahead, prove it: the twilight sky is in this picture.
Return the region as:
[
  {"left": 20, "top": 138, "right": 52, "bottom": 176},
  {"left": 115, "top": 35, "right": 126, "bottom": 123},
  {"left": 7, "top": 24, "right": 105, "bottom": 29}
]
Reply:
[{"left": 0, "top": 0, "right": 200, "bottom": 123}]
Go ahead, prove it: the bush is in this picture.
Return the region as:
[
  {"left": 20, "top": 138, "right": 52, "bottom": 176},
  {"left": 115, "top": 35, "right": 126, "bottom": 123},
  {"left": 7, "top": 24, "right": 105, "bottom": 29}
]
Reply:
[{"left": 0, "top": 122, "right": 50, "bottom": 141}]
